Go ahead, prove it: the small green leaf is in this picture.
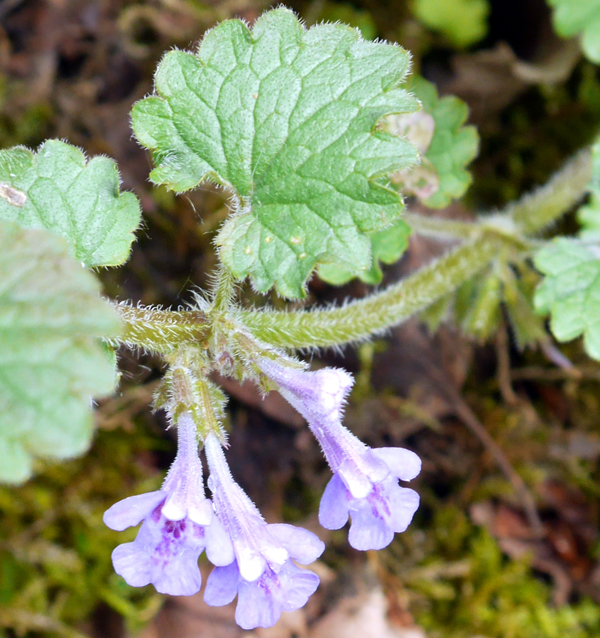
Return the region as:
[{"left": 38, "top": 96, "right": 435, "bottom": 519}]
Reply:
[
  {"left": 318, "top": 218, "right": 411, "bottom": 285},
  {"left": 547, "top": 0, "right": 600, "bottom": 63},
  {"left": 502, "top": 267, "right": 547, "bottom": 350},
  {"left": 534, "top": 237, "right": 600, "bottom": 359},
  {"left": 132, "top": 8, "right": 419, "bottom": 298},
  {"left": 577, "top": 138, "right": 600, "bottom": 239},
  {"left": 0, "top": 140, "right": 141, "bottom": 268},
  {"left": 398, "top": 77, "right": 479, "bottom": 209},
  {"left": 460, "top": 271, "right": 502, "bottom": 342},
  {"left": 0, "top": 220, "right": 121, "bottom": 483},
  {"left": 421, "top": 292, "right": 453, "bottom": 332},
  {"left": 427, "top": 260, "right": 548, "bottom": 349},
  {"left": 412, "top": 0, "right": 490, "bottom": 48}
]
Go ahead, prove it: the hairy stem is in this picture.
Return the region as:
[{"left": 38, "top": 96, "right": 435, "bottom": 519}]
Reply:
[
  {"left": 111, "top": 151, "right": 591, "bottom": 354},
  {"left": 403, "top": 212, "right": 481, "bottom": 240},
  {"left": 211, "top": 266, "right": 237, "bottom": 312},
  {"left": 509, "top": 148, "right": 592, "bottom": 235},
  {"left": 110, "top": 304, "right": 209, "bottom": 353},
  {"left": 241, "top": 236, "right": 500, "bottom": 349}
]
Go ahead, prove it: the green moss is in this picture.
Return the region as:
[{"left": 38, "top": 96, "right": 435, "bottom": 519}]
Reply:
[
  {"left": 0, "top": 426, "right": 164, "bottom": 636},
  {"left": 387, "top": 506, "right": 600, "bottom": 638}
]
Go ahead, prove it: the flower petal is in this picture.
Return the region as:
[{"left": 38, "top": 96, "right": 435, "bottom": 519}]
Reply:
[
  {"left": 348, "top": 506, "right": 394, "bottom": 551},
  {"left": 267, "top": 524, "right": 325, "bottom": 565},
  {"left": 371, "top": 447, "right": 422, "bottom": 481},
  {"left": 388, "top": 485, "right": 420, "bottom": 533},
  {"left": 204, "top": 561, "right": 240, "bottom": 607},
  {"left": 278, "top": 562, "right": 320, "bottom": 612},
  {"left": 153, "top": 550, "right": 202, "bottom": 596},
  {"left": 111, "top": 542, "right": 154, "bottom": 588},
  {"left": 103, "top": 491, "right": 166, "bottom": 532},
  {"left": 236, "top": 574, "right": 281, "bottom": 630},
  {"left": 205, "top": 514, "right": 235, "bottom": 567},
  {"left": 319, "top": 473, "right": 350, "bottom": 530}
]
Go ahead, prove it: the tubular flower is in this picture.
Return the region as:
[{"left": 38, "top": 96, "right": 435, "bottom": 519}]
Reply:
[
  {"left": 257, "top": 357, "right": 421, "bottom": 551},
  {"left": 103, "top": 413, "right": 233, "bottom": 596},
  {"left": 203, "top": 433, "right": 324, "bottom": 630}
]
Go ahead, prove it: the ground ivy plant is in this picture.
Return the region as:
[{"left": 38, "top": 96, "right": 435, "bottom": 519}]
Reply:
[{"left": 0, "top": 6, "right": 598, "bottom": 630}]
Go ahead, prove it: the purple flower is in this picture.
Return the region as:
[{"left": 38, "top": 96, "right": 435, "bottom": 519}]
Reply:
[
  {"left": 257, "top": 358, "right": 421, "bottom": 551},
  {"left": 103, "top": 413, "right": 233, "bottom": 596},
  {"left": 203, "top": 434, "right": 324, "bottom": 629}
]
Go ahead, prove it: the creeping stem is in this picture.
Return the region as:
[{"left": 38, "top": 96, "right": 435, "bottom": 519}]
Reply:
[
  {"left": 402, "top": 212, "right": 480, "bottom": 240},
  {"left": 110, "top": 304, "right": 210, "bottom": 353},
  {"left": 241, "top": 237, "right": 498, "bottom": 349},
  {"left": 508, "top": 148, "right": 592, "bottom": 236},
  {"left": 111, "top": 149, "right": 592, "bottom": 354}
]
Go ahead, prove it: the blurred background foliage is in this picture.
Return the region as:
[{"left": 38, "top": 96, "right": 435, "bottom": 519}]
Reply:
[{"left": 3, "top": 0, "right": 600, "bottom": 636}]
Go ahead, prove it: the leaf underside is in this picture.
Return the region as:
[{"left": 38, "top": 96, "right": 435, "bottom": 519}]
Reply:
[
  {"left": 132, "top": 8, "right": 419, "bottom": 298},
  {"left": 0, "top": 140, "right": 141, "bottom": 268},
  {"left": 0, "top": 221, "right": 121, "bottom": 483}
]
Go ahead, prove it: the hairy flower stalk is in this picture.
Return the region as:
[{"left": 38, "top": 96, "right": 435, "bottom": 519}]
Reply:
[
  {"left": 203, "top": 433, "right": 325, "bottom": 630},
  {"left": 257, "top": 357, "right": 421, "bottom": 550},
  {"left": 103, "top": 412, "right": 233, "bottom": 595}
]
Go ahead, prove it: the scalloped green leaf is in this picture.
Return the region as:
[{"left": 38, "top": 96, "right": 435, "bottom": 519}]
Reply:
[
  {"left": 547, "top": 0, "right": 600, "bottom": 64},
  {"left": 407, "top": 77, "right": 479, "bottom": 209},
  {"left": 131, "top": 8, "right": 419, "bottom": 298},
  {"left": 318, "top": 218, "right": 411, "bottom": 285},
  {"left": 577, "top": 138, "right": 600, "bottom": 239},
  {"left": 412, "top": 0, "right": 490, "bottom": 48},
  {"left": 0, "top": 220, "right": 121, "bottom": 483},
  {"left": 0, "top": 140, "right": 141, "bottom": 268},
  {"left": 534, "top": 238, "right": 600, "bottom": 359}
]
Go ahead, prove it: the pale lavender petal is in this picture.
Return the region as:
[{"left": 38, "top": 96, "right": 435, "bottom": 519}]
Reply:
[
  {"left": 319, "top": 473, "right": 349, "bottom": 530},
  {"left": 278, "top": 563, "right": 320, "bottom": 612},
  {"left": 205, "top": 515, "right": 235, "bottom": 567},
  {"left": 234, "top": 562, "right": 320, "bottom": 629},
  {"left": 370, "top": 447, "right": 422, "bottom": 481},
  {"left": 204, "top": 561, "right": 240, "bottom": 606},
  {"left": 153, "top": 551, "right": 202, "bottom": 596},
  {"left": 111, "top": 542, "right": 153, "bottom": 588},
  {"left": 103, "top": 491, "right": 165, "bottom": 531},
  {"left": 267, "top": 524, "right": 325, "bottom": 564},
  {"left": 236, "top": 575, "right": 280, "bottom": 630},
  {"left": 348, "top": 507, "right": 394, "bottom": 551},
  {"left": 388, "top": 485, "right": 420, "bottom": 533}
]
